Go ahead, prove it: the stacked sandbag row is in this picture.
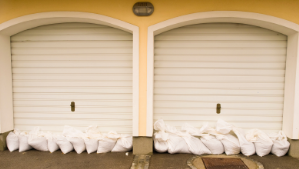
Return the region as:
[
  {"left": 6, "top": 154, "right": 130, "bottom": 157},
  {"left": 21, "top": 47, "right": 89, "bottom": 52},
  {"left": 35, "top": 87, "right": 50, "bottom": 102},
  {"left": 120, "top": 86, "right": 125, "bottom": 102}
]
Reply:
[
  {"left": 6, "top": 125, "right": 132, "bottom": 154},
  {"left": 154, "top": 119, "right": 290, "bottom": 157}
]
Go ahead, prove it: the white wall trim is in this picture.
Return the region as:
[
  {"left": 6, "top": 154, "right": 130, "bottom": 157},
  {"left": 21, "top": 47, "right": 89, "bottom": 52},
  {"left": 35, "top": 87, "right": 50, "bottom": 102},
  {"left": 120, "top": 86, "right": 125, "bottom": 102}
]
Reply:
[
  {"left": 0, "top": 12, "right": 139, "bottom": 136},
  {"left": 147, "top": 11, "right": 299, "bottom": 139}
]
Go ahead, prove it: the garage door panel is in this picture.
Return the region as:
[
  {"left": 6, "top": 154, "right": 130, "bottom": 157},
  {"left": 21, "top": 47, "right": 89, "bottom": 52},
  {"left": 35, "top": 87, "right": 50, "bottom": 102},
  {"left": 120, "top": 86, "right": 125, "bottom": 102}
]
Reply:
[
  {"left": 12, "top": 41, "right": 133, "bottom": 48},
  {"left": 154, "top": 108, "right": 282, "bottom": 116},
  {"left": 13, "top": 93, "right": 132, "bottom": 100},
  {"left": 155, "top": 48, "right": 286, "bottom": 55},
  {"left": 13, "top": 87, "right": 132, "bottom": 93},
  {"left": 154, "top": 101, "right": 283, "bottom": 109},
  {"left": 155, "top": 55, "right": 286, "bottom": 62},
  {"left": 154, "top": 23, "right": 287, "bottom": 132},
  {"left": 155, "top": 82, "right": 284, "bottom": 89},
  {"left": 11, "top": 23, "right": 133, "bottom": 133},
  {"left": 14, "top": 107, "right": 132, "bottom": 113},
  {"left": 13, "top": 68, "right": 132, "bottom": 74},
  {"left": 155, "top": 61, "right": 285, "bottom": 69},
  {"left": 13, "top": 54, "right": 132, "bottom": 61},
  {"left": 154, "top": 95, "right": 284, "bottom": 102},
  {"left": 155, "top": 34, "right": 286, "bottom": 41}
]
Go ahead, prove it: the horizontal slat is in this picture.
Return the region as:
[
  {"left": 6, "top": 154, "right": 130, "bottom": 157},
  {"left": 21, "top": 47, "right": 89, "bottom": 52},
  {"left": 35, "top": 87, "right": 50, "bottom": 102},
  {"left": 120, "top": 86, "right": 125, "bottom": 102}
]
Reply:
[
  {"left": 13, "top": 93, "right": 132, "bottom": 100},
  {"left": 12, "top": 54, "right": 132, "bottom": 61},
  {"left": 14, "top": 107, "right": 132, "bottom": 113},
  {"left": 13, "top": 60, "right": 132, "bottom": 68},
  {"left": 13, "top": 87, "right": 132, "bottom": 93},
  {"left": 12, "top": 48, "right": 132, "bottom": 55},
  {"left": 14, "top": 119, "right": 132, "bottom": 126},
  {"left": 155, "top": 55, "right": 285, "bottom": 62},
  {"left": 155, "top": 82, "right": 284, "bottom": 89},
  {"left": 155, "top": 68, "right": 285, "bottom": 76},
  {"left": 153, "top": 120, "right": 282, "bottom": 130},
  {"left": 13, "top": 68, "right": 132, "bottom": 74},
  {"left": 155, "top": 48, "right": 286, "bottom": 55},
  {"left": 13, "top": 100, "right": 132, "bottom": 107},
  {"left": 12, "top": 41, "right": 132, "bottom": 48},
  {"left": 155, "top": 75, "right": 284, "bottom": 83},
  {"left": 155, "top": 34, "right": 286, "bottom": 41},
  {"left": 154, "top": 108, "right": 282, "bottom": 116},
  {"left": 155, "top": 88, "right": 283, "bottom": 95},
  {"left": 155, "top": 61, "right": 285, "bottom": 69},
  {"left": 17, "top": 28, "right": 129, "bottom": 35},
  {"left": 11, "top": 34, "right": 132, "bottom": 41},
  {"left": 185, "top": 23, "right": 257, "bottom": 28},
  {"left": 14, "top": 125, "right": 132, "bottom": 134},
  {"left": 155, "top": 41, "right": 287, "bottom": 48},
  {"left": 154, "top": 101, "right": 283, "bottom": 109},
  {"left": 13, "top": 74, "right": 131, "bottom": 80},
  {"left": 13, "top": 81, "right": 132, "bottom": 87},
  {"left": 154, "top": 95, "right": 283, "bottom": 103},
  {"left": 14, "top": 112, "right": 132, "bottom": 119},
  {"left": 162, "top": 27, "right": 279, "bottom": 34},
  {"left": 154, "top": 115, "right": 282, "bottom": 122},
  {"left": 31, "top": 23, "right": 108, "bottom": 29}
]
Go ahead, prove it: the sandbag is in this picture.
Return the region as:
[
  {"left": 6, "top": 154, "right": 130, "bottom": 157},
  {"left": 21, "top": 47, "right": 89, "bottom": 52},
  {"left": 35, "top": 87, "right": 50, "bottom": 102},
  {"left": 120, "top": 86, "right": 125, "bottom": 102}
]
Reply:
[
  {"left": 181, "top": 123, "right": 211, "bottom": 155},
  {"left": 200, "top": 135, "right": 224, "bottom": 155},
  {"left": 111, "top": 135, "right": 133, "bottom": 152},
  {"left": 210, "top": 120, "right": 240, "bottom": 155},
  {"left": 83, "top": 125, "right": 102, "bottom": 154},
  {"left": 46, "top": 132, "right": 59, "bottom": 153},
  {"left": 153, "top": 119, "right": 169, "bottom": 153},
  {"left": 268, "top": 131, "right": 290, "bottom": 157},
  {"left": 154, "top": 131, "right": 169, "bottom": 153},
  {"left": 62, "top": 125, "right": 86, "bottom": 154},
  {"left": 56, "top": 136, "right": 74, "bottom": 154},
  {"left": 246, "top": 129, "right": 273, "bottom": 157},
  {"left": 69, "top": 137, "right": 85, "bottom": 154},
  {"left": 6, "top": 130, "right": 20, "bottom": 152},
  {"left": 167, "top": 133, "right": 191, "bottom": 154},
  {"left": 233, "top": 127, "right": 255, "bottom": 156},
  {"left": 28, "top": 127, "right": 48, "bottom": 151},
  {"left": 19, "top": 132, "right": 33, "bottom": 152},
  {"left": 97, "top": 131, "right": 119, "bottom": 153}
]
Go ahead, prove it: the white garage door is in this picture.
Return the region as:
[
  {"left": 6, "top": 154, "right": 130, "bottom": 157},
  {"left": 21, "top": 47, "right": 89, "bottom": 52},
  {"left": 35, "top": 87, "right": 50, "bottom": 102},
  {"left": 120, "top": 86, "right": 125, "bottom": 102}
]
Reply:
[
  {"left": 154, "top": 23, "right": 287, "bottom": 132},
  {"left": 11, "top": 23, "right": 133, "bottom": 134}
]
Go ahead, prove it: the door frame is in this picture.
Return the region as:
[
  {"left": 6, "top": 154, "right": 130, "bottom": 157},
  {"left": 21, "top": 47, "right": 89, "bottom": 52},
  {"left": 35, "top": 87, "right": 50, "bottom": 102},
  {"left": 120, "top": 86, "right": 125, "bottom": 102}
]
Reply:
[
  {"left": 147, "top": 11, "right": 299, "bottom": 139},
  {"left": 0, "top": 12, "right": 140, "bottom": 136}
]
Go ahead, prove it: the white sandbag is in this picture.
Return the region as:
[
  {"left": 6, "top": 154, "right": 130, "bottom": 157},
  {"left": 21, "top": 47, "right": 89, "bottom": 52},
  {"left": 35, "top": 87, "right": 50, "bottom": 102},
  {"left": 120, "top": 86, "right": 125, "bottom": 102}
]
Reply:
[
  {"left": 153, "top": 119, "right": 169, "bottom": 153},
  {"left": 112, "top": 134, "right": 133, "bottom": 152},
  {"left": 184, "top": 135, "right": 211, "bottom": 155},
  {"left": 268, "top": 131, "right": 290, "bottom": 157},
  {"left": 56, "top": 136, "right": 74, "bottom": 154},
  {"left": 200, "top": 135, "right": 224, "bottom": 155},
  {"left": 18, "top": 132, "right": 33, "bottom": 152},
  {"left": 85, "top": 139, "right": 99, "bottom": 154},
  {"left": 181, "top": 123, "right": 211, "bottom": 155},
  {"left": 216, "top": 119, "right": 233, "bottom": 135},
  {"left": 97, "top": 131, "right": 119, "bottom": 153},
  {"left": 246, "top": 129, "right": 273, "bottom": 157},
  {"left": 6, "top": 130, "right": 20, "bottom": 152},
  {"left": 167, "top": 133, "right": 191, "bottom": 154},
  {"left": 68, "top": 137, "right": 85, "bottom": 154},
  {"left": 62, "top": 125, "right": 86, "bottom": 154},
  {"left": 83, "top": 125, "right": 102, "bottom": 154},
  {"left": 46, "top": 132, "right": 59, "bottom": 153},
  {"left": 217, "top": 134, "right": 241, "bottom": 155},
  {"left": 154, "top": 130, "right": 169, "bottom": 153},
  {"left": 233, "top": 127, "right": 255, "bottom": 156},
  {"left": 28, "top": 127, "right": 48, "bottom": 151}
]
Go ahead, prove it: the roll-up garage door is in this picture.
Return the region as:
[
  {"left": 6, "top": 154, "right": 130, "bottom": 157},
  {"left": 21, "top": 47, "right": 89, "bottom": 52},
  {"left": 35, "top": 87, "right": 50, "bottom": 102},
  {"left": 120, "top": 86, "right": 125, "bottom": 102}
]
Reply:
[
  {"left": 154, "top": 23, "right": 287, "bottom": 133},
  {"left": 11, "top": 23, "right": 133, "bottom": 134}
]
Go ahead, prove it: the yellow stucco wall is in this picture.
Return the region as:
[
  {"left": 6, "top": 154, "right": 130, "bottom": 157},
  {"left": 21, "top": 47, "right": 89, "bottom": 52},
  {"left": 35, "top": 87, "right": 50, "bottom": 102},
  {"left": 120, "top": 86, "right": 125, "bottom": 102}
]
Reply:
[{"left": 1, "top": 0, "right": 299, "bottom": 136}]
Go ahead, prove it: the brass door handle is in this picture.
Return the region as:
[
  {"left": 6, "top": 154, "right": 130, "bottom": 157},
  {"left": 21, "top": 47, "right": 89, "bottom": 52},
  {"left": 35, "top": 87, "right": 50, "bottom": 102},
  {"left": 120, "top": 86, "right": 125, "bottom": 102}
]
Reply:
[
  {"left": 70, "top": 101, "right": 75, "bottom": 112},
  {"left": 217, "top": 103, "right": 221, "bottom": 114}
]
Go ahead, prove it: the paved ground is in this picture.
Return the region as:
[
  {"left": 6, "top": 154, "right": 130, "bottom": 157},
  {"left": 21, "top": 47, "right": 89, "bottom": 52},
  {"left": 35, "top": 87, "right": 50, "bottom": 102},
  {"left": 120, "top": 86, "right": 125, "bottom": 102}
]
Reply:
[
  {"left": 0, "top": 150, "right": 134, "bottom": 169},
  {"left": 1, "top": 150, "right": 299, "bottom": 169}
]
